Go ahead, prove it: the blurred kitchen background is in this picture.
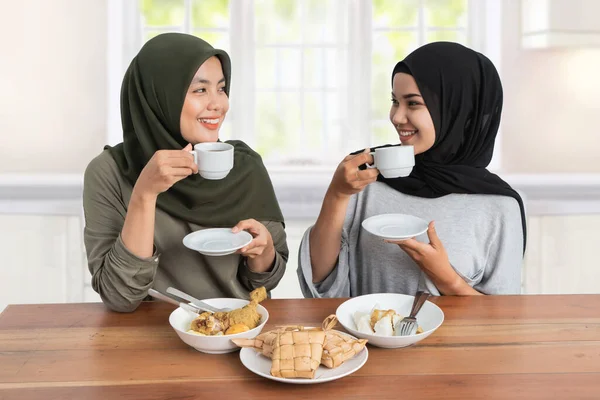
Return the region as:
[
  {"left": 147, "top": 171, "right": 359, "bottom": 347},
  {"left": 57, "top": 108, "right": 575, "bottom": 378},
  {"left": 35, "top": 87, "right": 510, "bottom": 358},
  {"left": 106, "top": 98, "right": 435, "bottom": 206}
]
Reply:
[{"left": 1, "top": 0, "right": 599, "bottom": 311}]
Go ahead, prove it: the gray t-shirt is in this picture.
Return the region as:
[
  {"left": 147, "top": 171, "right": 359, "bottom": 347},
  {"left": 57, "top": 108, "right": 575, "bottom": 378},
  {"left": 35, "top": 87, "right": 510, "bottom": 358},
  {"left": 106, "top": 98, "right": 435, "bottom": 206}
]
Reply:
[{"left": 297, "top": 181, "right": 523, "bottom": 297}]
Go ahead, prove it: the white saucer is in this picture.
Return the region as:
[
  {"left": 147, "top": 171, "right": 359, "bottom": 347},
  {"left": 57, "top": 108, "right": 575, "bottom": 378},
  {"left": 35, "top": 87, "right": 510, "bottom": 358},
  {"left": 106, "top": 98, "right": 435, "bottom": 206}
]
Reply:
[
  {"left": 183, "top": 228, "right": 253, "bottom": 256},
  {"left": 361, "top": 213, "right": 429, "bottom": 240},
  {"left": 239, "top": 330, "right": 368, "bottom": 384}
]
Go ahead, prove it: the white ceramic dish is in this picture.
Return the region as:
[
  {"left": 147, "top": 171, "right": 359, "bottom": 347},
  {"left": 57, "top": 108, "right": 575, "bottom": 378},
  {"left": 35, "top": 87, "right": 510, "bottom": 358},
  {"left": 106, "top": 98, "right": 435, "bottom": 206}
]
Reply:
[
  {"left": 336, "top": 293, "right": 444, "bottom": 348},
  {"left": 239, "top": 330, "right": 368, "bottom": 384},
  {"left": 169, "top": 298, "right": 268, "bottom": 354},
  {"left": 183, "top": 228, "right": 253, "bottom": 256},
  {"left": 361, "top": 213, "right": 429, "bottom": 241}
]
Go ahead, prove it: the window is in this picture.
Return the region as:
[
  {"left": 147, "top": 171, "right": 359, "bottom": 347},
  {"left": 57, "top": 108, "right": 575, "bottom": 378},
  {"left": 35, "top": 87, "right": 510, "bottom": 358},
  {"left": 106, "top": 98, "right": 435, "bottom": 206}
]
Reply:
[
  {"left": 371, "top": 0, "right": 469, "bottom": 145},
  {"left": 108, "top": 0, "right": 500, "bottom": 170},
  {"left": 139, "top": 0, "right": 233, "bottom": 139}
]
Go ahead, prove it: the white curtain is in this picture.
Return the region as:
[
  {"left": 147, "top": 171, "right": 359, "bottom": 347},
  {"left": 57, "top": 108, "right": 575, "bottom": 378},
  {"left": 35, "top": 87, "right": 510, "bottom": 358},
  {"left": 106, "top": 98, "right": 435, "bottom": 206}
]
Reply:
[{"left": 106, "top": 0, "right": 143, "bottom": 146}]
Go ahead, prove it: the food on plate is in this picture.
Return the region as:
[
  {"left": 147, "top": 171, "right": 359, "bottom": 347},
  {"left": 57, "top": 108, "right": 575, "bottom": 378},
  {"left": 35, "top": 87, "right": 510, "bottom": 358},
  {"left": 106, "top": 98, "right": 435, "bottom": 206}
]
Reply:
[
  {"left": 271, "top": 325, "right": 325, "bottom": 378},
  {"left": 232, "top": 314, "right": 367, "bottom": 378},
  {"left": 353, "top": 304, "right": 424, "bottom": 336},
  {"left": 225, "top": 323, "right": 251, "bottom": 335},
  {"left": 187, "top": 287, "right": 266, "bottom": 336},
  {"left": 321, "top": 329, "right": 368, "bottom": 369}
]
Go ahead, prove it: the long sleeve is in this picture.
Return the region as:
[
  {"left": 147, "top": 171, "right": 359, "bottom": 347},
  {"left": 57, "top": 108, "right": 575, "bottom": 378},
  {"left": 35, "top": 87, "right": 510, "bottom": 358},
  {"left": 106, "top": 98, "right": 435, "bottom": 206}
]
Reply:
[
  {"left": 83, "top": 153, "right": 159, "bottom": 312},
  {"left": 237, "top": 220, "right": 288, "bottom": 292}
]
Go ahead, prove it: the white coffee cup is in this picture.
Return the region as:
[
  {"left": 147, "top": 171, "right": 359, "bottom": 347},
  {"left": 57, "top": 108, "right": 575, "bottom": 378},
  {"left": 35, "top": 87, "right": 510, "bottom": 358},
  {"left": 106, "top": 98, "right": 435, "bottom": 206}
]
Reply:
[
  {"left": 368, "top": 145, "right": 415, "bottom": 178},
  {"left": 189, "top": 142, "right": 234, "bottom": 180}
]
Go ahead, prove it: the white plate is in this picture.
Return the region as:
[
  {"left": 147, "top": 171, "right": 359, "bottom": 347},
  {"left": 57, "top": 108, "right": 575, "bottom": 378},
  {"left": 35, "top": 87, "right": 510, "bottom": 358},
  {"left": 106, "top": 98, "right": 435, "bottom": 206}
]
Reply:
[
  {"left": 239, "top": 330, "right": 368, "bottom": 384},
  {"left": 361, "top": 213, "right": 429, "bottom": 241},
  {"left": 183, "top": 228, "right": 253, "bottom": 256},
  {"left": 336, "top": 293, "right": 444, "bottom": 348}
]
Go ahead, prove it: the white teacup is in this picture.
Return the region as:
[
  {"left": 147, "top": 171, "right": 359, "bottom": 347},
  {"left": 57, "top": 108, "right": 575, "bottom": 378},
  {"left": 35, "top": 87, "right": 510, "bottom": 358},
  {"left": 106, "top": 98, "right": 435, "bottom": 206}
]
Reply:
[
  {"left": 189, "top": 142, "right": 234, "bottom": 180},
  {"left": 368, "top": 145, "right": 414, "bottom": 178}
]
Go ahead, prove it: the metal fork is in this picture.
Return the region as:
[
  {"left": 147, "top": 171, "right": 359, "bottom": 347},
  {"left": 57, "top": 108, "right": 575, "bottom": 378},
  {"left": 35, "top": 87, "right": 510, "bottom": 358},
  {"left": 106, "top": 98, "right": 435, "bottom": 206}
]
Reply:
[{"left": 397, "top": 291, "right": 430, "bottom": 336}]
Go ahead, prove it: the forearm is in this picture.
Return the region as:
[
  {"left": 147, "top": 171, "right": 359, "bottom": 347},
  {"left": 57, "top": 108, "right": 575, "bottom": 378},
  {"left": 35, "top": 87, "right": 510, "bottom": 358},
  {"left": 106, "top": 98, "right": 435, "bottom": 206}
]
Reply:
[
  {"left": 309, "top": 189, "right": 350, "bottom": 283},
  {"left": 121, "top": 188, "right": 157, "bottom": 258},
  {"left": 239, "top": 250, "right": 286, "bottom": 292},
  {"left": 247, "top": 244, "right": 276, "bottom": 273},
  {"left": 434, "top": 270, "right": 483, "bottom": 296}
]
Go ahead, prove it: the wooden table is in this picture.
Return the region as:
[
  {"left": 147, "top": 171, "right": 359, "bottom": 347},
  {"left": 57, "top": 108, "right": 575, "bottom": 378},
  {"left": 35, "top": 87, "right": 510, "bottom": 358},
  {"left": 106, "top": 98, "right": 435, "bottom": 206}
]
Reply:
[{"left": 1, "top": 295, "right": 600, "bottom": 399}]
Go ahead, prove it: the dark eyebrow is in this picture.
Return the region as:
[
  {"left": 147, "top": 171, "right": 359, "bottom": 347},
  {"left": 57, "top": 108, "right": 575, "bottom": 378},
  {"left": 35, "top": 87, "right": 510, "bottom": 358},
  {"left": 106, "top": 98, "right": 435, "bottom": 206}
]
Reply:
[
  {"left": 391, "top": 92, "right": 422, "bottom": 99},
  {"left": 195, "top": 77, "right": 226, "bottom": 84}
]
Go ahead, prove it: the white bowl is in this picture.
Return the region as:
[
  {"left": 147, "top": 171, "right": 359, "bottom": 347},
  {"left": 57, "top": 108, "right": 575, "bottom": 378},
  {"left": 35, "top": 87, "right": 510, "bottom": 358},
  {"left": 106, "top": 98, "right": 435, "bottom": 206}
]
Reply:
[
  {"left": 169, "top": 298, "right": 269, "bottom": 354},
  {"left": 336, "top": 293, "right": 444, "bottom": 348}
]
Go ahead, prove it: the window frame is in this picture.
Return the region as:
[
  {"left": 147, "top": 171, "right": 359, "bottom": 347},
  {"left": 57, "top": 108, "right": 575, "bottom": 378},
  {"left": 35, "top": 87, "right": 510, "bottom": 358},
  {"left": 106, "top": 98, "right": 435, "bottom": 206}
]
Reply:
[{"left": 106, "top": 0, "right": 502, "bottom": 182}]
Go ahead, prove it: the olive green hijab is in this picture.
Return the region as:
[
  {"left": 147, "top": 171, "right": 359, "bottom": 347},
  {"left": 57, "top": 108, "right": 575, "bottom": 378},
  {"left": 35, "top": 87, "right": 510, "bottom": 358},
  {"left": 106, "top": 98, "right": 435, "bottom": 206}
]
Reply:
[{"left": 106, "top": 33, "right": 284, "bottom": 227}]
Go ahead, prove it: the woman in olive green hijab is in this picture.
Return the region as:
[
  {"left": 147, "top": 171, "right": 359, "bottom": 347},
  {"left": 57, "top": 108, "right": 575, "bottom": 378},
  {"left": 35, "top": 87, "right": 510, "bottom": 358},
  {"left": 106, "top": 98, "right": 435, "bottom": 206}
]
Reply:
[{"left": 83, "top": 33, "right": 288, "bottom": 312}]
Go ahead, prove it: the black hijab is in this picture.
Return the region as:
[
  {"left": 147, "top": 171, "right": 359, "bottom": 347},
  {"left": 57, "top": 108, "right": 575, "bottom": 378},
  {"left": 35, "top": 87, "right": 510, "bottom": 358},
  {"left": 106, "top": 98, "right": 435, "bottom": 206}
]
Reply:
[
  {"left": 106, "top": 33, "right": 284, "bottom": 227},
  {"left": 372, "top": 42, "right": 526, "bottom": 252}
]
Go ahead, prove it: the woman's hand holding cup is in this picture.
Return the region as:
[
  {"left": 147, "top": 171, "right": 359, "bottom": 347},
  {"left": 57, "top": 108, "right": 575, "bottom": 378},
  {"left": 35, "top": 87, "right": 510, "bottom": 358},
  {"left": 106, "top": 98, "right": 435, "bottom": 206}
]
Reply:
[
  {"left": 133, "top": 143, "right": 198, "bottom": 200},
  {"left": 328, "top": 149, "right": 380, "bottom": 199}
]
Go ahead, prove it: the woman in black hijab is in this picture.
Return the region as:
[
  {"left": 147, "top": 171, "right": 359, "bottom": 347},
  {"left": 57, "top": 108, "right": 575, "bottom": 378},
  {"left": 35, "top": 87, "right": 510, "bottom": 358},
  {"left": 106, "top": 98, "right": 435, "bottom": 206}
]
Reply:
[
  {"left": 298, "top": 42, "right": 525, "bottom": 298},
  {"left": 83, "top": 33, "right": 288, "bottom": 312}
]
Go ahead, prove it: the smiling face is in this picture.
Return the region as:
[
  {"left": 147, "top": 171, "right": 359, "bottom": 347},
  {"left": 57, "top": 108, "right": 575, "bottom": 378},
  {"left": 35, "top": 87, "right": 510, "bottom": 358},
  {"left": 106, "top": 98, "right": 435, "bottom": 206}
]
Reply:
[
  {"left": 180, "top": 56, "right": 229, "bottom": 144},
  {"left": 389, "top": 72, "right": 436, "bottom": 155}
]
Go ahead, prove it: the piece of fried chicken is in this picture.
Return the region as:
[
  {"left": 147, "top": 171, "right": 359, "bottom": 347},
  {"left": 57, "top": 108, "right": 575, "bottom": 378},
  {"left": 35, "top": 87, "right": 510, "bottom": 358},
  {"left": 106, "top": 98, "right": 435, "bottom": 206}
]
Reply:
[
  {"left": 215, "top": 286, "right": 267, "bottom": 329},
  {"left": 189, "top": 287, "right": 267, "bottom": 335},
  {"left": 190, "top": 311, "right": 225, "bottom": 335}
]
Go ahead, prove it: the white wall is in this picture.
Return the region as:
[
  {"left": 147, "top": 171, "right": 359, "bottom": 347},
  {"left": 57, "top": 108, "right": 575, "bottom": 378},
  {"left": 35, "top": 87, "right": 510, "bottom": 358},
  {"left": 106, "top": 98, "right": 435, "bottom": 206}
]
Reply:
[
  {"left": 270, "top": 219, "right": 311, "bottom": 299},
  {"left": 500, "top": 0, "right": 600, "bottom": 173},
  {"left": 0, "top": 0, "right": 107, "bottom": 173},
  {"left": 0, "top": 214, "right": 85, "bottom": 311}
]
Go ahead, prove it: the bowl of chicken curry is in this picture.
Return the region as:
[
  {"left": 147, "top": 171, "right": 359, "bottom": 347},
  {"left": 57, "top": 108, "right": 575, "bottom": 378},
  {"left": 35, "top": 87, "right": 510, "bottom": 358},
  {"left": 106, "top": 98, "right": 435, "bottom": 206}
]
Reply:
[{"left": 169, "top": 287, "right": 269, "bottom": 354}]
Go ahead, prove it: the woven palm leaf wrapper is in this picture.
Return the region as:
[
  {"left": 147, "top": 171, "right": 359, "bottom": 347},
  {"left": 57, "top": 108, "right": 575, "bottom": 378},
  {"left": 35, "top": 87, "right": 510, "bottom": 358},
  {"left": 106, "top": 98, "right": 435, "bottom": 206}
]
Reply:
[
  {"left": 270, "top": 326, "right": 325, "bottom": 379},
  {"left": 231, "top": 325, "right": 296, "bottom": 358},
  {"left": 321, "top": 315, "right": 368, "bottom": 368},
  {"left": 233, "top": 314, "right": 367, "bottom": 372}
]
